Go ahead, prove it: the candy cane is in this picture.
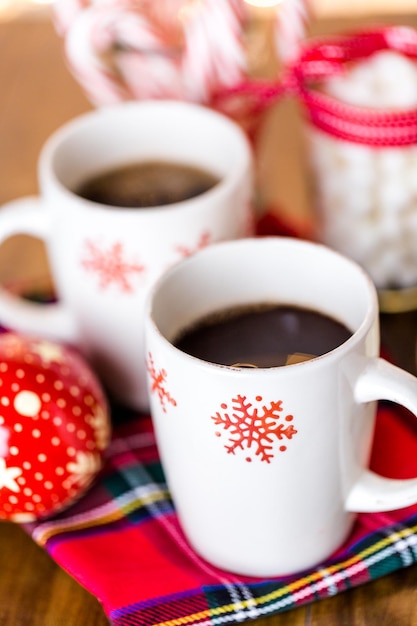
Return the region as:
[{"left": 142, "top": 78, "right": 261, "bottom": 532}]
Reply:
[
  {"left": 57, "top": 0, "right": 182, "bottom": 104},
  {"left": 53, "top": 0, "right": 90, "bottom": 35},
  {"left": 274, "top": 0, "right": 310, "bottom": 67},
  {"left": 53, "top": 0, "right": 248, "bottom": 107},
  {"left": 182, "top": 0, "right": 246, "bottom": 102}
]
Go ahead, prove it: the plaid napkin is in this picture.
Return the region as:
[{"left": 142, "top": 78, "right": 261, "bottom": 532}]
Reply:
[
  {"left": 25, "top": 402, "right": 417, "bottom": 626},
  {"left": 21, "top": 213, "right": 417, "bottom": 624}
]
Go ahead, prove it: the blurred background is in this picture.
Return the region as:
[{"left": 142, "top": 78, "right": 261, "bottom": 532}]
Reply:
[
  {"left": 1, "top": 0, "right": 416, "bottom": 224},
  {"left": 0, "top": 0, "right": 416, "bottom": 306},
  {"left": 1, "top": 0, "right": 416, "bottom": 21}
]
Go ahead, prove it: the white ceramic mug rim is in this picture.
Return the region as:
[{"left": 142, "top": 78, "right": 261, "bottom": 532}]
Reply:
[
  {"left": 38, "top": 100, "right": 252, "bottom": 217},
  {"left": 147, "top": 236, "right": 378, "bottom": 374}
]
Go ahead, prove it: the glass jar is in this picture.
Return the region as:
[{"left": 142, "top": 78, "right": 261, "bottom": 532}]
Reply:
[{"left": 294, "top": 27, "right": 417, "bottom": 312}]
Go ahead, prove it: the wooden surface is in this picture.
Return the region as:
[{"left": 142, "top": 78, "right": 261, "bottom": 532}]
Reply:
[
  {"left": 0, "top": 9, "right": 417, "bottom": 626},
  {"left": 314, "top": 0, "right": 417, "bottom": 17}
]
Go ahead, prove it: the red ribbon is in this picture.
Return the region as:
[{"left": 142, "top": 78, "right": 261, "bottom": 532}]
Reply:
[{"left": 213, "top": 26, "right": 417, "bottom": 147}]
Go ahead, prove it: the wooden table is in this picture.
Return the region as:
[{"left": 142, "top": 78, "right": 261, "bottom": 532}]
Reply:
[{"left": 1, "top": 9, "right": 417, "bottom": 626}]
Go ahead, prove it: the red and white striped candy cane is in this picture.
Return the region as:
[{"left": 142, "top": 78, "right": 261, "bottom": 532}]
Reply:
[
  {"left": 182, "top": 0, "right": 246, "bottom": 103},
  {"left": 53, "top": 0, "right": 248, "bottom": 107},
  {"left": 274, "top": 0, "right": 310, "bottom": 67},
  {"left": 65, "top": 2, "right": 185, "bottom": 104},
  {"left": 53, "top": 0, "right": 90, "bottom": 36}
]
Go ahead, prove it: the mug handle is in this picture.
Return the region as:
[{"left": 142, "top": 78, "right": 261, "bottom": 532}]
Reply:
[
  {"left": 0, "top": 197, "right": 77, "bottom": 342},
  {"left": 347, "top": 357, "right": 417, "bottom": 512}
]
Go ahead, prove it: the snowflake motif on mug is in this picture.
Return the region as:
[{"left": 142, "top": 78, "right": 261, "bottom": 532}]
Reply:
[
  {"left": 81, "top": 240, "right": 145, "bottom": 293},
  {"left": 147, "top": 353, "right": 177, "bottom": 413},
  {"left": 175, "top": 230, "right": 211, "bottom": 258},
  {"left": 212, "top": 394, "right": 297, "bottom": 463}
]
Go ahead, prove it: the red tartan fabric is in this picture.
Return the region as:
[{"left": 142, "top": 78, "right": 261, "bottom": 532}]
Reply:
[{"left": 27, "top": 402, "right": 417, "bottom": 625}]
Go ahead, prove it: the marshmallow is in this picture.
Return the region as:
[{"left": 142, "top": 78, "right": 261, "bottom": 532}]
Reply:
[
  {"left": 325, "top": 51, "right": 417, "bottom": 109},
  {"left": 307, "top": 52, "right": 417, "bottom": 291}
]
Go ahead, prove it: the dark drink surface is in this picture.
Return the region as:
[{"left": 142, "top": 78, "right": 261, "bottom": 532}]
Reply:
[
  {"left": 174, "top": 303, "right": 352, "bottom": 368},
  {"left": 76, "top": 160, "right": 220, "bottom": 208}
]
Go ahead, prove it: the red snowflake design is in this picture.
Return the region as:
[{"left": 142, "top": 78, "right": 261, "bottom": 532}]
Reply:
[
  {"left": 175, "top": 231, "right": 211, "bottom": 258},
  {"left": 81, "top": 240, "right": 145, "bottom": 293},
  {"left": 147, "top": 353, "right": 177, "bottom": 413},
  {"left": 212, "top": 394, "right": 297, "bottom": 463}
]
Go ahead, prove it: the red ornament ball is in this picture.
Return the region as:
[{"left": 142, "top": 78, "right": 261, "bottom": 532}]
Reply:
[{"left": 0, "top": 333, "right": 111, "bottom": 522}]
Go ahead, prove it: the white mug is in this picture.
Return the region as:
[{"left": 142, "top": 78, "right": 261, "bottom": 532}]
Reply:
[
  {"left": 0, "top": 101, "right": 254, "bottom": 410},
  {"left": 145, "top": 237, "right": 417, "bottom": 577}
]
